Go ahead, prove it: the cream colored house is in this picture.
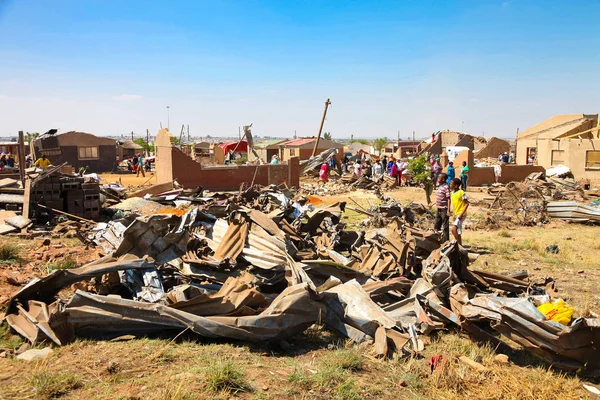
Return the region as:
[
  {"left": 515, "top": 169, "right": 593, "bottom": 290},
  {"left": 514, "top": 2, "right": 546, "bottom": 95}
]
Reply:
[{"left": 515, "top": 114, "right": 600, "bottom": 178}]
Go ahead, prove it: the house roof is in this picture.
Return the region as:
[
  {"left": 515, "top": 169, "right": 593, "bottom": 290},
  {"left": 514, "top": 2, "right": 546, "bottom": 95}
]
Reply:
[
  {"left": 279, "top": 138, "right": 315, "bottom": 147},
  {"left": 279, "top": 138, "right": 343, "bottom": 148},
  {"left": 53, "top": 131, "right": 116, "bottom": 147},
  {"left": 120, "top": 140, "right": 144, "bottom": 150},
  {"left": 219, "top": 140, "right": 248, "bottom": 153},
  {"left": 517, "top": 114, "right": 598, "bottom": 140},
  {"left": 255, "top": 139, "right": 287, "bottom": 149}
]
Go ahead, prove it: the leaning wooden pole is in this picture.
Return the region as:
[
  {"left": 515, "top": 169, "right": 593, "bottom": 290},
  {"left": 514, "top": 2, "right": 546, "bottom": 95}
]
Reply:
[{"left": 311, "top": 98, "right": 331, "bottom": 158}]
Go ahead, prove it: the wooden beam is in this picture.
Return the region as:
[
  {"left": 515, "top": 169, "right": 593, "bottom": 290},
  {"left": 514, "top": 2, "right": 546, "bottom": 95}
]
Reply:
[
  {"left": 22, "top": 178, "right": 31, "bottom": 219},
  {"left": 17, "top": 131, "right": 26, "bottom": 185},
  {"left": 560, "top": 123, "right": 600, "bottom": 140},
  {"left": 36, "top": 203, "right": 93, "bottom": 223},
  {"left": 311, "top": 98, "right": 331, "bottom": 158}
]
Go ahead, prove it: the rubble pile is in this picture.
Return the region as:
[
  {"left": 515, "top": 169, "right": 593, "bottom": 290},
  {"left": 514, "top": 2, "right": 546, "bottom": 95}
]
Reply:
[
  {"left": 5, "top": 185, "right": 600, "bottom": 374},
  {"left": 301, "top": 174, "right": 397, "bottom": 196},
  {"left": 486, "top": 175, "right": 590, "bottom": 227}
]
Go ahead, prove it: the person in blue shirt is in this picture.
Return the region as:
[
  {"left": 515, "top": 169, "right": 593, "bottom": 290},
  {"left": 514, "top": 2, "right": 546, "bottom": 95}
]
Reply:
[
  {"left": 387, "top": 159, "right": 394, "bottom": 173},
  {"left": 446, "top": 161, "right": 455, "bottom": 185}
]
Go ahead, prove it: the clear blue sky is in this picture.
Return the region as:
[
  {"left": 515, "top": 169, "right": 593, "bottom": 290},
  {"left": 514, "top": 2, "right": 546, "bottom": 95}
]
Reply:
[{"left": 0, "top": 0, "right": 598, "bottom": 139}]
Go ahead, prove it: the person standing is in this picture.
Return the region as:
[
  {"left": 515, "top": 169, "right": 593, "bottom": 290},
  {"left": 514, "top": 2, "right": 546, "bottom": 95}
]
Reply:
[
  {"left": 387, "top": 158, "right": 395, "bottom": 174},
  {"left": 354, "top": 161, "right": 363, "bottom": 177},
  {"left": 371, "top": 160, "right": 381, "bottom": 181},
  {"left": 494, "top": 164, "right": 502, "bottom": 184},
  {"left": 271, "top": 155, "right": 279, "bottom": 164},
  {"left": 319, "top": 163, "right": 329, "bottom": 184},
  {"left": 341, "top": 154, "right": 349, "bottom": 173},
  {"left": 432, "top": 159, "right": 441, "bottom": 188},
  {"left": 433, "top": 173, "right": 450, "bottom": 242},
  {"left": 34, "top": 155, "right": 51, "bottom": 168},
  {"left": 382, "top": 155, "right": 388, "bottom": 172},
  {"left": 460, "top": 161, "right": 469, "bottom": 191},
  {"left": 450, "top": 178, "right": 469, "bottom": 245},
  {"left": 446, "top": 161, "right": 455, "bottom": 185},
  {"left": 136, "top": 154, "right": 146, "bottom": 177},
  {"left": 6, "top": 154, "right": 15, "bottom": 169}
]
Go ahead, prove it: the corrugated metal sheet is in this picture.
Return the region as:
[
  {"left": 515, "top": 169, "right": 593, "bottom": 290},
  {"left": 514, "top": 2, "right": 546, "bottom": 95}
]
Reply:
[{"left": 547, "top": 201, "right": 600, "bottom": 222}]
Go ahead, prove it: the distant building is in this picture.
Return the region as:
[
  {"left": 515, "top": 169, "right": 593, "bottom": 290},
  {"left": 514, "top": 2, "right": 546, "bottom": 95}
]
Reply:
[
  {"left": 116, "top": 140, "right": 144, "bottom": 160},
  {"left": 277, "top": 138, "right": 344, "bottom": 162},
  {"left": 248, "top": 139, "right": 287, "bottom": 163},
  {"left": 35, "top": 131, "right": 117, "bottom": 172}
]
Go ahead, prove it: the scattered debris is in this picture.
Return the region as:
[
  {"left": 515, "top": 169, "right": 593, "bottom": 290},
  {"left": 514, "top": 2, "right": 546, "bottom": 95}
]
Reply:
[{"left": 2, "top": 181, "right": 598, "bottom": 375}]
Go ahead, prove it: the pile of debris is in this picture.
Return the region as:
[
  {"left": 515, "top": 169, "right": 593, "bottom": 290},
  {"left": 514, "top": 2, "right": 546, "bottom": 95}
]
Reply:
[
  {"left": 485, "top": 173, "right": 593, "bottom": 227},
  {"left": 5, "top": 186, "right": 599, "bottom": 374},
  {"left": 302, "top": 174, "right": 397, "bottom": 196}
]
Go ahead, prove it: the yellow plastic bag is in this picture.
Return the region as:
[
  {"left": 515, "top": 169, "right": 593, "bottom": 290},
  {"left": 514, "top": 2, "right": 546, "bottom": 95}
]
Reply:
[{"left": 537, "top": 299, "right": 574, "bottom": 326}]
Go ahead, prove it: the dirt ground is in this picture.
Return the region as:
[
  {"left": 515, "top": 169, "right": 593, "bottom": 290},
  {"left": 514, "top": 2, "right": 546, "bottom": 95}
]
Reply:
[
  {"left": 98, "top": 172, "right": 157, "bottom": 187},
  {"left": 0, "top": 181, "right": 599, "bottom": 399}
]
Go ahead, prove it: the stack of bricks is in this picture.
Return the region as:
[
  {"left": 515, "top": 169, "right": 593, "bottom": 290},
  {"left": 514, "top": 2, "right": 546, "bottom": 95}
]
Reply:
[{"left": 32, "top": 175, "right": 101, "bottom": 221}]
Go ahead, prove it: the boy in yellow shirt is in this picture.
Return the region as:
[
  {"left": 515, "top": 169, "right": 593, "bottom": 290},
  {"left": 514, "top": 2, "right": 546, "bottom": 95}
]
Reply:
[{"left": 450, "top": 178, "right": 469, "bottom": 245}]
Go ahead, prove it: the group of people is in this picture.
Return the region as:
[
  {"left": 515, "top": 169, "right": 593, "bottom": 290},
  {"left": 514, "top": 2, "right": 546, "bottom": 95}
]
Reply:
[
  {"left": 430, "top": 156, "right": 469, "bottom": 191},
  {"left": 320, "top": 154, "right": 413, "bottom": 185},
  {"left": 127, "top": 154, "right": 147, "bottom": 177},
  {"left": 433, "top": 172, "right": 470, "bottom": 245},
  {"left": 499, "top": 152, "right": 515, "bottom": 164},
  {"left": 0, "top": 153, "right": 16, "bottom": 170}
]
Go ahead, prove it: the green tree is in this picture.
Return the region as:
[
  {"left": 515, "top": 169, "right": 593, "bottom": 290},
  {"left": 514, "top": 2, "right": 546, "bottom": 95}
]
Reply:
[
  {"left": 133, "top": 138, "right": 155, "bottom": 153},
  {"left": 323, "top": 132, "right": 332, "bottom": 140},
  {"left": 372, "top": 138, "right": 388, "bottom": 154},
  {"left": 408, "top": 154, "right": 433, "bottom": 205},
  {"left": 171, "top": 136, "right": 181, "bottom": 146},
  {"left": 25, "top": 132, "right": 40, "bottom": 143}
]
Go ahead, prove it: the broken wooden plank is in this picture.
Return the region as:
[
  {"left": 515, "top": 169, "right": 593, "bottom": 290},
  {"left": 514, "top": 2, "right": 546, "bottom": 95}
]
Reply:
[{"left": 458, "top": 356, "right": 489, "bottom": 372}]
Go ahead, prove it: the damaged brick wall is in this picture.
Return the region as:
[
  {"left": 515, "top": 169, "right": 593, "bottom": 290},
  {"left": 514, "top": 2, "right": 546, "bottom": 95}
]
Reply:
[
  {"left": 469, "top": 165, "right": 546, "bottom": 186},
  {"left": 155, "top": 129, "right": 300, "bottom": 190},
  {"left": 474, "top": 137, "right": 511, "bottom": 159}
]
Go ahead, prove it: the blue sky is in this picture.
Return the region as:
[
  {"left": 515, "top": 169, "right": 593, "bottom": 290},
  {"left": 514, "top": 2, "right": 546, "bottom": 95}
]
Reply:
[{"left": 0, "top": 0, "right": 598, "bottom": 139}]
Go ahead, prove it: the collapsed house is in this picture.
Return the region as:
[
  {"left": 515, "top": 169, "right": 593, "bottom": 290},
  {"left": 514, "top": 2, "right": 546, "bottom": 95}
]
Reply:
[
  {"left": 277, "top": 138, "right": 344, "bottom": 163},
  {"left": 474, "top": 137, "right": 511, "bottom": 160},
  {"left": 4, "top": 184, "right": 600, "bottom": 375},
  {"left": 515, "top": 113, "right": 600, "bottom": 178},
  {"left": 155, "top": 129, "right": 300, "bottom": 191}
]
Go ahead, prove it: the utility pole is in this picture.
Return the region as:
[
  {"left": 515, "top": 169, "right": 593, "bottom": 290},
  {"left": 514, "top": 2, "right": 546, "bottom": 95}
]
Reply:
[
  {"left": 131, "top": 131, "right": 134, "bottom": 140},
  {"left": 166, "top": 106, "right": 170, "bottom": 130},
  {"left": 294, "top": 130, "right": 297, "bottom": 139},
  {"left": 187, "top": 125, "right": 190, "bottom": 142},
  {"left": 238, "top": 126, "right": 241, "bottom": 140},
  {"left": 397, "top": 130, "right": 400, "bottom": 141},
  {"left": 311, "top": 98, "right": 331, "bottom": 158},
  {"left": 412, "top": 131, "right": 415, "bottom": 142}
]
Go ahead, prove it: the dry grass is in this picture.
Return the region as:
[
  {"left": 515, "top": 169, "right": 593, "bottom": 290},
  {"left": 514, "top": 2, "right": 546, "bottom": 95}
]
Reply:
[
  {"left": 29, "top": 371, "right": 83, "bottom": 398},
  {"left": 47, "top": 256, "right": 79, "bottom": 272},
  {"left": 204, "top": 358, "right": 252, "bottom": 394},
  {"left": 464, "top": 223, "right": 600, "bottom": 313},
  {"left": 0, "top": 243, "right": 21, "bottom": 263}
]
